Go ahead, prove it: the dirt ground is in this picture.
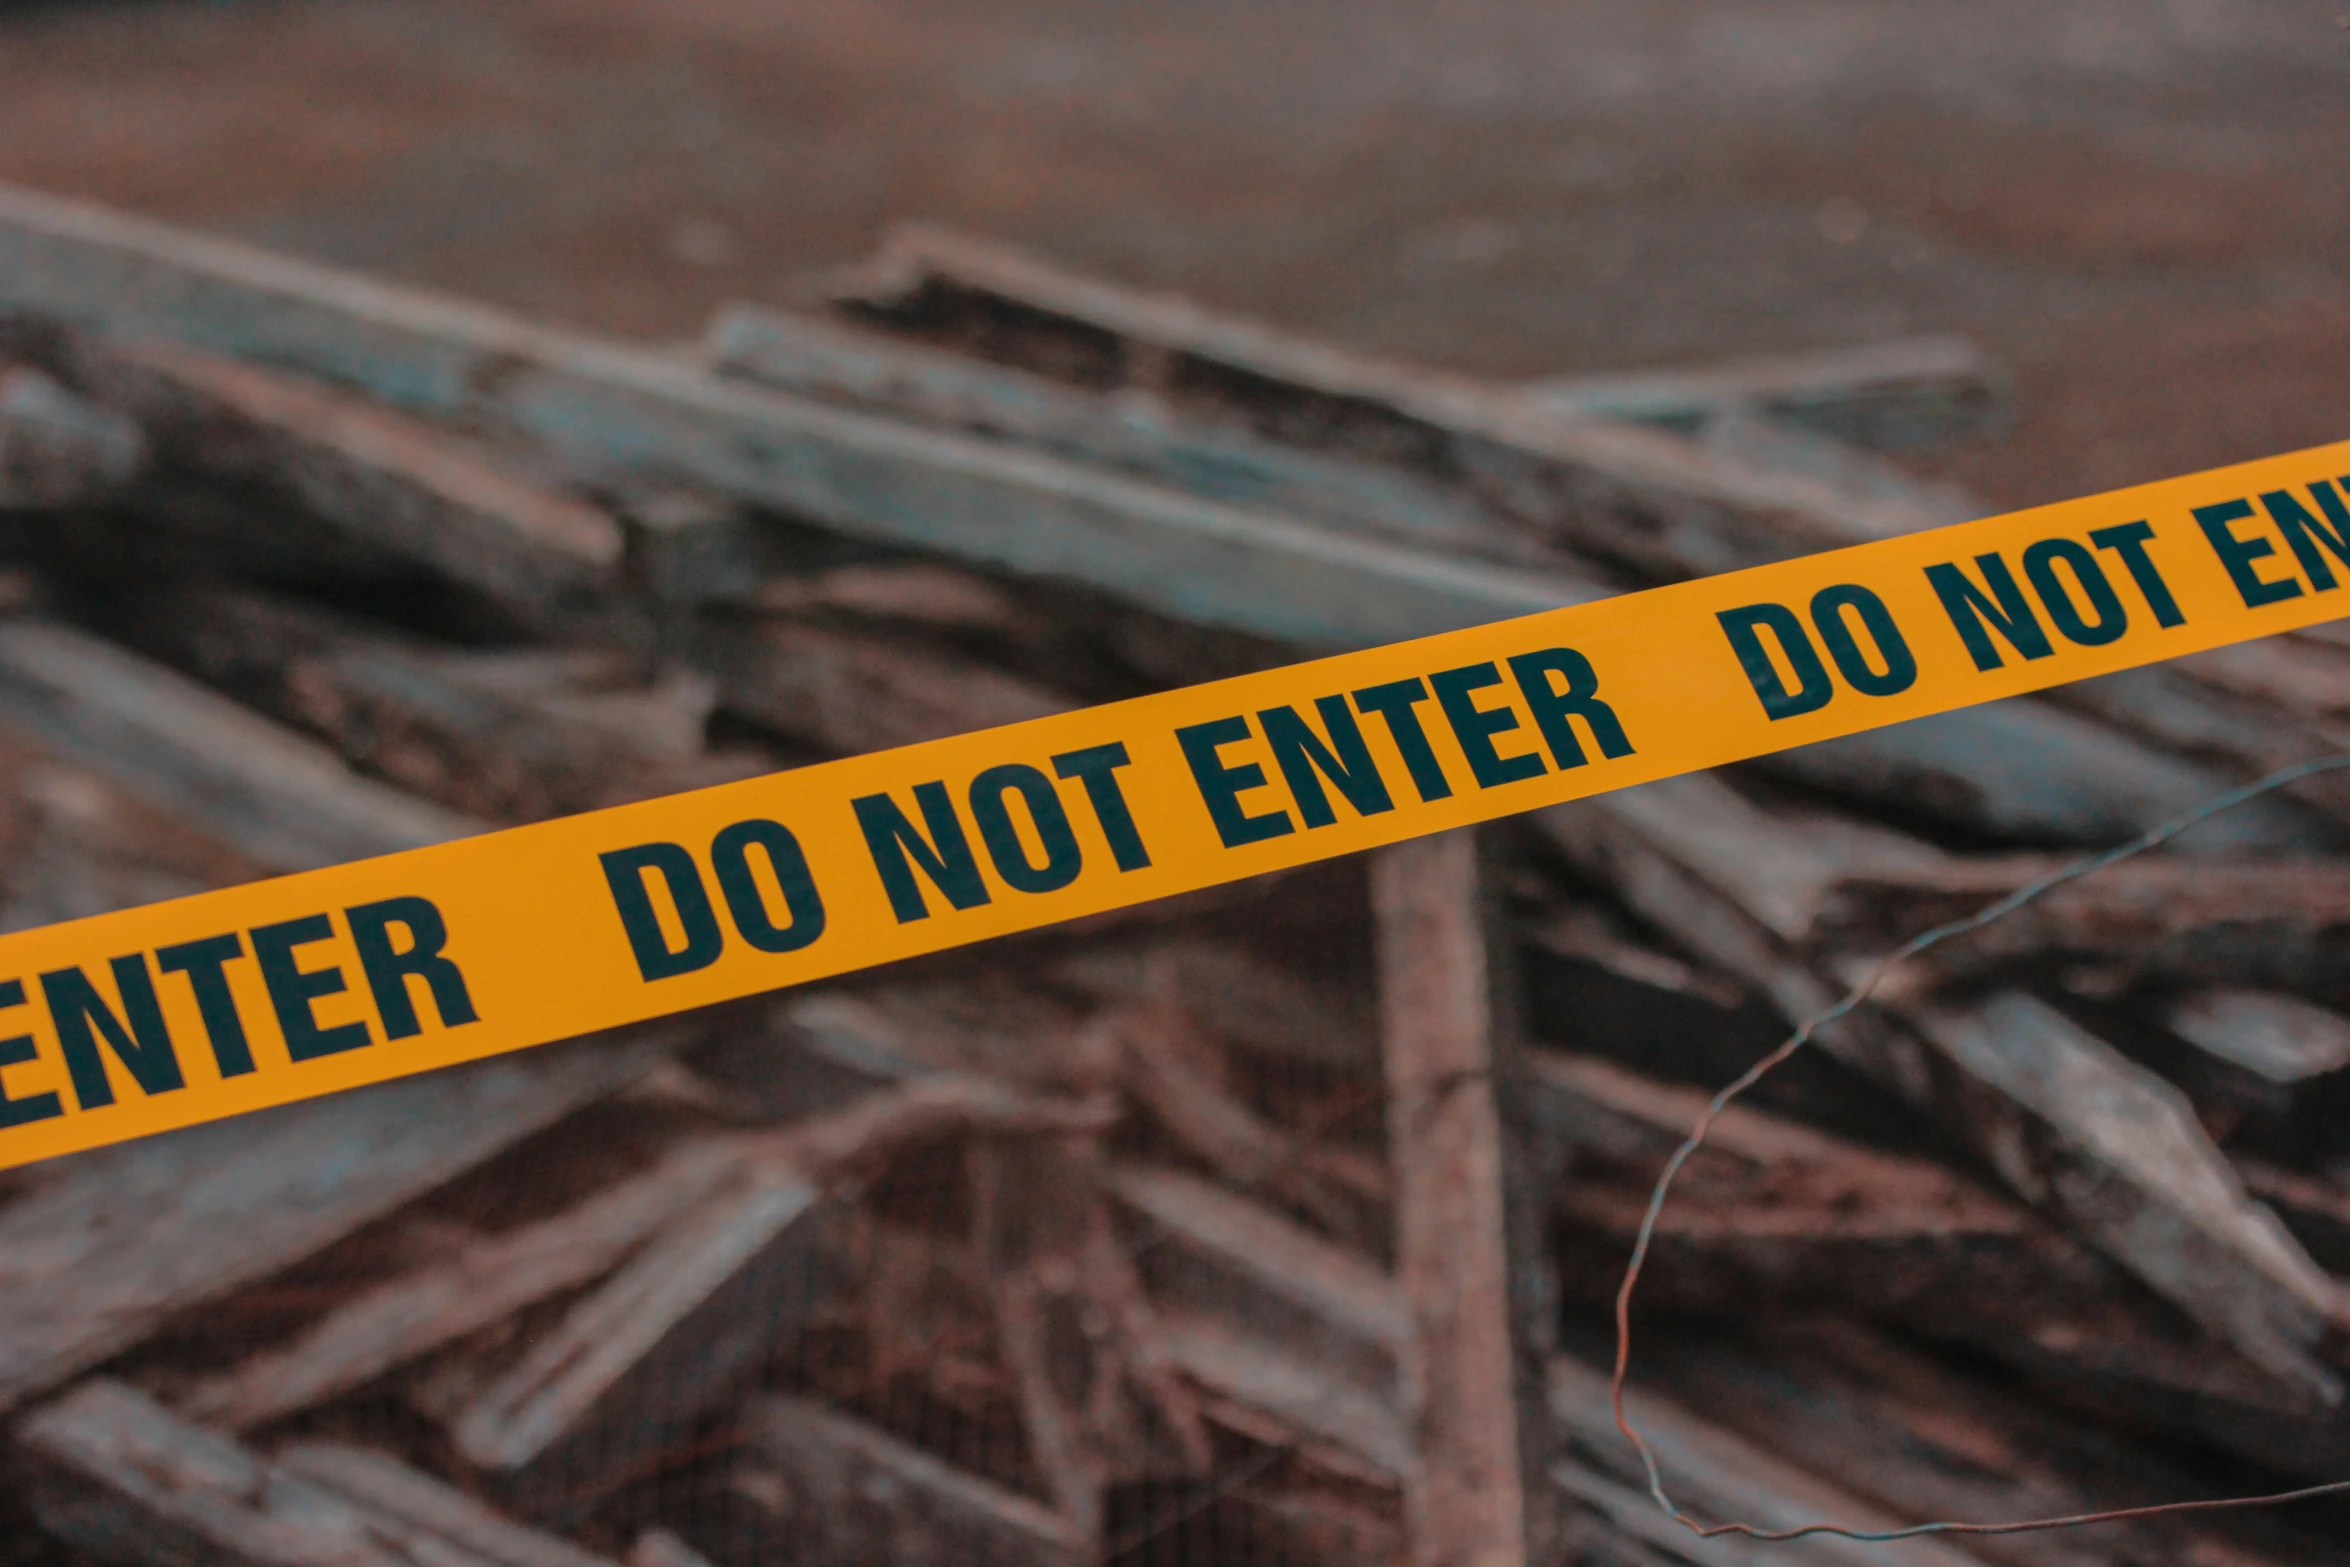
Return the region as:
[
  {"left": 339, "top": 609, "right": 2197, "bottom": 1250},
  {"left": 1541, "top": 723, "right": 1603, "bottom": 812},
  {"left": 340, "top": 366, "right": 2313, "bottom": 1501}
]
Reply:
[{"left": 0, "top": 0, "right": 2344, "bottom": 508}]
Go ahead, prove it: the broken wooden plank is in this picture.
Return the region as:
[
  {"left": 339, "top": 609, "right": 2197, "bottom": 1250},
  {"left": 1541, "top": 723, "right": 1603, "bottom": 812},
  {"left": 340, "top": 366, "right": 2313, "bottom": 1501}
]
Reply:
[
  {"left": 1110, "top": 1161, "right": 1414, "bottom": 1484},
  {"left": 0, "top": 1026, "right": 672, "bottom": 1415},
  {"left": 724, "top": 1394, "right": 1089, "bottom": 1567},
  {"left": 1808, "top": 852, "right": 2350, "bottom": 1002},
  {"left": 0, "top": 360, "right": 146, "bottom": 508},
  {"left": 176, "top": 1132, "right": 751, "bottom": 1433},
  {"left": 1906, "top": 998, "right": 2348, "bottom": 1403},
  {"left": 101, "top": 580, "right": 752, "bottom": 823},
  {"left": 20, "top": 1379, "right": 428, "bottom": 1567},
  {"left": 1371, "top": 829, "right": 1560, "bottom": 1567},
  {"left": 969, "top": 1133, "right": 1211, "bottom": 1538},
  {"left": 2042, "top": 663, "right": 2350, "bottom": 833},
  {"left": 0, "top": 182, "right": 1606, "bottom": 654},
  {"left": 1096, "top": 999, "right": 1386, "bottom": 1245},
  {"left": 1628, "top": 1318, "right": 2346, "bottom": 1567},
  {"left": 824, "top": 222, "right": 1986, "bottom": 573},
  {"left": 20, "top": 325, "right": 627, "bottom": 634},
  {"left": 1531, "top": 1048, "right": 2071, "bottom": 1320},
  {"left": 0, "top": 717, "right": 271, "bottom": 932},
  {"left": 2165, "top": 953, "right": 2350, "bottom": 1061},
  {"left": 1754, "top": 695, "right": 2340, "bottom": 854},
  {"left": 2052, "top": 989, "right": 2350, "bottom": 1158},
  {"left": 447, "top": 1160, "right": 825, "bottom": 1512},
  {"left": 0, "top": 616, "right": 479, "bottom": 871},
  {"left": 1159, "top": 1305, "right": 1417, "bottom": 1483},
  {"left": 276, "top": 1441, "right": 623, "bottom": 1567},
  {"left": 18, "top": 1380, "right": 625, "bottom": 1567},
  {"left": 1519, "top": 333, "right": 2008, "bottom": 452},
  {"left": 709, "top": 302, "right": 1527, "bottom": 562},
  {"left": 776, "top": 978, "right": 1103, "bottom": 1092},
  {"left": 445, "top": 1078, "right": 1115, "bottom": 1513},
  {"left": 699, "top": 613, "right": 1077, "bottom": 758},
  {"left": 1113, "top": 1162, "right": 1404, "bottom": 1409},
  {"left": 1532, "top": 775, "right": 2349, "bottom": 1407},
  {"left": 1515, "top": 903, "right": 1899, "bottom": 1139},
  {"left": 1053, "top": 937, "right": 1380, "bottom": 1073},
  {"left": 1546, "top": 1355, "right": 2002, "bottom": 1567}
]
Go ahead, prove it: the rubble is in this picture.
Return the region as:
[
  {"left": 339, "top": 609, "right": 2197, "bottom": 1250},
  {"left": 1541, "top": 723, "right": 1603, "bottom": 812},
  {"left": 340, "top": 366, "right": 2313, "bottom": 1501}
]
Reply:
[{"left": 0, "top": 187, "right": 2345, "bottom": 1566}]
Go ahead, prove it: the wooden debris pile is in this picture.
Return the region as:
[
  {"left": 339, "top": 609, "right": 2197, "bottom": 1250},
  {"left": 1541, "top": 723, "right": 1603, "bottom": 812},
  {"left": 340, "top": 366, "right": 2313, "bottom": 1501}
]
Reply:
[{"left": 0, "top": 182, "right": 2347, "bottom": 1565}]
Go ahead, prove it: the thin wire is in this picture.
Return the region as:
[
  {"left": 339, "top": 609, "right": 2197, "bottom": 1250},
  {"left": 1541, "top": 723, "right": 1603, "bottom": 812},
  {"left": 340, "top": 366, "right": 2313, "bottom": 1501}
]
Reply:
[{"left": 1612, "top": 752, "right": 2350, "bottom": 1544}]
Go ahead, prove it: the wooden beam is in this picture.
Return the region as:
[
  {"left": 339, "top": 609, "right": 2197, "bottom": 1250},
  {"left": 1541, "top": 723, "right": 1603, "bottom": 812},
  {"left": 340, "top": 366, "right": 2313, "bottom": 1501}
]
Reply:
[
  {"left": 2046, "top": 663, "right": 2350, "bottom": 831},
  {"left": 0, "top": 712, "right": 272, "bottom": 931},
  {"left": 709, "top": 302, "right": 1523, "bottom": 562},
  {"left": 1750, "top": 693, "right": 2339, "bottom": 854},
  {"left": 1530, "top": 1049, "right": 2067, "bottom": 1320},
  {"left": 0, "top": 181, "right": 1604, "bottom": 654},
  {"left": 0, "top": 361, "right": 146, "bottom": 508},
  {"left": 1675, "top": 402, "right": 1980, "bottom": 520},
  {"left": 2053, "top": 989, "right": 2350, "bottom": 1157},
  {"left": 2163, "top": 988, "right": 2350, "bottom": 1087},
  {"left": 102, "top": 581, "right": 749, "bottom": 823},
  {"left": 32, "top": 330, "right": 628, "bottom": 635},
  {"left": 0, "top": 617, "right": 479, "bottom": 872},
  {"left": 177, "top": 1132, "right": 751, "bottom": 1432},
  {"left": 276, "top": 1441, "right": 623, "bottom": 1567},
  {"left": 722, "top": 1394, "right": 1089, "bottom": 1567},
  {"left": 1371, "top": 829, "right": 1560, "bottom": 1567},
  {"left": 17, "top": 1380, "right": 625, "bottom": 1567},
  {"left": 0, "top": 1026, "right": 671, "bottom": 1415},
  {"left": 1518, "top": 333, "right": 2008, "bottom": 452}
]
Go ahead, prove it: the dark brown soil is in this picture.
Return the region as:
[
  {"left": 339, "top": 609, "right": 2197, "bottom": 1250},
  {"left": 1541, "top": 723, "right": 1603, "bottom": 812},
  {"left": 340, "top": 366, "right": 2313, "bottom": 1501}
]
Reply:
[{"left": 1, "top": 0, "right": 2344, "bottom": 507}]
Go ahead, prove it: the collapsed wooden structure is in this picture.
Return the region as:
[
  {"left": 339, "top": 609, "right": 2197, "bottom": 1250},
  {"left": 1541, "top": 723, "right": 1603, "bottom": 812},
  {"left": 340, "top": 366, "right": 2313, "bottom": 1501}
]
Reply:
[{"left": 0, "top": 182, "right": 2348, "bottom": 1564}]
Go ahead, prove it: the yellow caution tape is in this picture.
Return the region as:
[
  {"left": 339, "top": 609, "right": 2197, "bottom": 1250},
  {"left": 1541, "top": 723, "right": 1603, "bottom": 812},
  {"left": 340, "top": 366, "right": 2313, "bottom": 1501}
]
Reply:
[{"left": 3, "top": 441, "right": 2348, "bottom": 1168}]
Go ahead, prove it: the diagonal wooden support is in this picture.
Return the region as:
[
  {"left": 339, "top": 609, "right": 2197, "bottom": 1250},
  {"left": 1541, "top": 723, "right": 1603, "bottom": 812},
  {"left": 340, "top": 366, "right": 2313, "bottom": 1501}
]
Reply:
[{"left": 1371, "top": 828, "right": 1561, "bottom": 1567}]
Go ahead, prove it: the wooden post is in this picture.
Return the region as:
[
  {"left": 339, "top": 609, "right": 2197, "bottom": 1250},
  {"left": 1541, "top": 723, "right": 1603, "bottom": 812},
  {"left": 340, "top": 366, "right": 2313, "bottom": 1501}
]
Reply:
[{"left": 1371, "top": 828, "right": 1560, "bottom": 1567}]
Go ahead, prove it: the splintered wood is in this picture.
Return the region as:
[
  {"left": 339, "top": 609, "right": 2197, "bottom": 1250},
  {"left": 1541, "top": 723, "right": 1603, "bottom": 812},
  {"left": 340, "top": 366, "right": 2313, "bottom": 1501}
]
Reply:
[{"left": 2, "top": 185, "right": 2350, "bottom": 1567}]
